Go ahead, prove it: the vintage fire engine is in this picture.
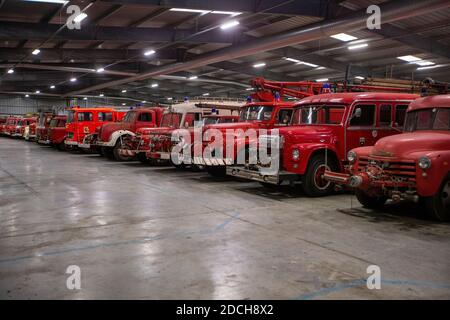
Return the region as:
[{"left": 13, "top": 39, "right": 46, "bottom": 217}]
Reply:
[
  {"left": 36, "top": 112, "right": 54, "bottom": 143},
  {"left": 65, "top": 107, "right": 125, "bottom": 149},
  {"left": 0, "top": 116, "right": 7, "bottom": 134},
  {"left": 192, "top": 78, "right": 325, "bottom": 176},
  {"left": 13, "top": 117, "right": 37, "bottom": 138},
  {"left": 2, "top": 116, "right": 22, "bottom": 136},
  {"left": 227, "top": 92, "right": 419, "bottom": 196},
  {"left": 93, "top": 107, "right": 164, "bottom": 161},
  {"left": 138, "top": 100, "right": 242, "bottom": 166},
  {"left": 38, "top": 115, "right": 67, "bottom": 150},
  {"left": 324, "top": 95, "right": 449, "bottom": 221}
]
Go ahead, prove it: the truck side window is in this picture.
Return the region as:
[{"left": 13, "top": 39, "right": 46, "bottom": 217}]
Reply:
[
  {"left": 433, "top": 109, "right": 450, "bottom": 130},
  {"left": 379, "top": 104, "right": 392, "bottom": 126},
  {"left": 277, "top": 109, "right": 293, "bottom": 125},
  {"left": 98, "top": 112, "right": 113, "bottom": 121},
  {"left": 138, "top": 113, "right": 153, "bottom": 122},
  {"left": 78, "top": 112, "right": 93, "bottom": 121},
  {"left": 395, "top": 105, "right": 408, "bottom": 127},
  {"left": 350, "top": 105, "right": 375, "bottom": 127}
]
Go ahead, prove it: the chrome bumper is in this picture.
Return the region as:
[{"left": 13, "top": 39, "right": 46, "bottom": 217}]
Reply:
[
  {"left": 193, "top": 157, "right": 233, "bottom": 166},
  {"left": 65, "top": 140, "right": 78, "bottom": 146},
  {"left": 226, "top": 166, "right": 297, "bottom": 184}
]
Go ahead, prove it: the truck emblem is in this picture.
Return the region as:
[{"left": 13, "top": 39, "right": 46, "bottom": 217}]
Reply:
[
  {"left": 373, "top": 150, "right": 394, "bottom": 157},
  {"left": 372, "top": 130, "right": 378, "bottom": 138}
]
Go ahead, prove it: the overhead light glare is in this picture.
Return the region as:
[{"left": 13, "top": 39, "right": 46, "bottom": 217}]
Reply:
[
  {"left": 348, "top": 43, "right": 368, "bottom": 50},
  {"left": 315, "top": 66, "right": 326, "bottom": 70},
  {"left": 316, "top": 78, "right": 329, "bottom": 82},
  {"left": 121, "top": 89, "right": 127, "bottom": 93},
  {"left": 167, "top": 97, "right": 173, "bottom": 100},
  {"left": 144, "top": 49, "right": 155, "bottom": 56},
  {"left": 202, "top": 93, "right": 210, "bottom": 96},
  {"left": 32, "top": 49, "right": 40, "bottom": 55},
  {"left": 83, "top": 97, "right": 87, "bottom": 100},
  {"left": 220, "top": 20, "right": 240, "bottom": 30},
  {"left": 330, "top": 33, "right": 357, "bottom": 42},
  {"left": 142, "top": 100, "right": 146, "bottom": 103},
  {"left": 7, "top": 69, "right": 14, "bottom": 74},
  {"left": 417, "top": 64, "right": 445, "bottom": 71},
  {"left": 99, "top": 93, "right": 104, "bottom": 97},
  {"left": 354, "top": 76, "right": 365, "bottom": 80},
  {"left": 253, "top": 62, "right": 266, "bottom": 68},
  {"left": 188, "top": 76, "right": 198, "bottom": 80},
  {"left": 397, "top": 55, "right": 421, "bottom": 62},
  {"left": 35, "top": 90, "right": 40, "bottom": 94},
  {"left": 151, "top": 83, "right": 158, "bottom": 88},
  {"left": 25, "top": 94, "right": 29, "bottom": 97},
  {"left": 211, "top": 11, "right": 242, "bottom": 16},
  {"left": 415, "top": 60, "right": 435, "bottom": 66},
  {"left": 169, "top": 8, "right": 209, "bottom": 14},
  {"left": 25, "top": 0, "right": 68, "bottom": 3},
  {"left": 246, "top": 88, "right": 253, "bottom": 91},
  {"left": 96, "top": 68, "right": 104, "bottom": 73},
  {"left": 50, "top": 85, "right": 55, "bottom": 89},
  {"left": 70, "top": 77, "right": 77, "bottom": 82}
]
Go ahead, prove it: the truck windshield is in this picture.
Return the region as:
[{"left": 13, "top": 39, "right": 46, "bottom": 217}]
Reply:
[
  {"left": 67, "top": 111, "right": 75, "bottom": 123},
  {"left": 49, "top": 119, "right": 58, "bottom": 127},
  {"left": 239, "top": 106, "right": 273, "bottom": 121},
  {"left": 203, "top": 117, "right": 219, "bottom": 125},
  {"left": 292, "top": 105, "right": 345, "bottom": 125},
  {"left": 161, "top": 112, "right": 182, "bottom": 127},
  {"left": 122, "top": 111, "right": 136, "bottom": 123},
  {"left": 404, "top": 108, "right": 450, "bottom": 131}
]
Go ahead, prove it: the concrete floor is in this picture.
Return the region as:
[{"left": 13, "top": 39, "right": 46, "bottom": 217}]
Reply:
[{"left": 0, "top": 137, "right": 449, "bottom": 300}]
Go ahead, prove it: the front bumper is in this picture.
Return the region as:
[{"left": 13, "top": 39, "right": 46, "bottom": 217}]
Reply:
[
  {"left": 78, "top": 143, "right": 92, "bottom": 149},
  {"left": 38, "top": 139, "right": 51, "bottom": 145},
  {"left": 226, "top": 166, "right": 298, "bottom": 184},
  {"left": 193, "top": 157, "right": 233, "bottom": 166},
  {"left": 96, "top": 140, "right": 115, "bottom": 147},
  {"left": 65, "top": 140, "right": 78, "bottom": 146}
]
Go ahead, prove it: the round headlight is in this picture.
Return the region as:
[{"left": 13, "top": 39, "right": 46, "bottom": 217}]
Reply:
[
  {"left": 292, "top": 149, "right": 300, "bottom": 160},
  {"left": 347, "top": 150, "right": 357, "bottom": 163},
  {"left": 418, "top": 156, "right": 431, "bottom": 169}
]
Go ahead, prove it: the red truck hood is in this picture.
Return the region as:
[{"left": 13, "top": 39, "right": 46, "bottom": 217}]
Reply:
[
  {"left": 370, "top": 131, "right": 450, "bottom": 158},
  {"left": 277, "top": 125, "right": 335, "bottom": 144}
]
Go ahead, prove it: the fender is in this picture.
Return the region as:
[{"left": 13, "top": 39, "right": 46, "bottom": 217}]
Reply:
[
  {"left": 284, "top": 143, "right": 340, "bottom": 175},
  {"left": 103, "top": 130, "right": 136, "bottom": 147}
]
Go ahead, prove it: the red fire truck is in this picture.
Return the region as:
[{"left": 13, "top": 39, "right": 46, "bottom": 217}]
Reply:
[{"left": 38, "top": 115, "right": 68, "bottom": 150}]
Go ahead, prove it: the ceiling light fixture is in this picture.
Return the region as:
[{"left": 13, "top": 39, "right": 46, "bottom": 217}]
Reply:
[
  {"left": 99, "top": 93, "right": 104, "bottom": 97},
  {"left": 202, "top": 93, "right": 210, "bottom": 96},
  {"left": 188, "top": 76, "right": 198, "bottom": 80},
  {"left": 220, "top": 20, "right": 239, "bottom": 30},
  {"left": 83, "top": 97, "right": 87, "bottom": 100},
  {"left": 142, "top": 100, "right": 146, "bottom": 103},
  {"left": 25, "top": 94, "right": 29, "bottom": 97},
  {"left": 417, "top": 64, "right": 445, "bottom": 71},
  {"left": 167, "top": 97, "right": 173, "bottom": 100},
  {"left": 211, "top": 11, "right": 242, "bottom": 16},
  {"left": 70, "top": 77, "right": 77, "bottom": 82},
  {"left": 121, "top": 89, "right": 127, "bottom": 93},
  {"left": 316, "top": 78, "right": 329, "bottom": 82},
  {"left": 348, "top": 43, "right": 368, "bottom": 50},
  {"left": 96, "top": 68, "right": 105, "bottom": 73},
  {"left": 415, "top": 60, "right": 435, "bottom": 66},
  {"left": 330, "top": 33, "right": 357, "bottom": 42},
  {"left": 169, "top": 8, "right": 209, "bottom": 14},
  {"left": 73, "top": 13, "right": 87, "bottom": 23},
  {"left": 35, "top": 90, "right": 40, "bottom": 93},
  {"left": 7, "top": 68, "right": 14, "bottom": 74},
  {"left": 354, "top": 76, "right": 365, "bottom": 80},
  {"left": 32, "top": 49, "right": 40, "bottom": 55},
  {"left": 25, "top": 0, "right": 68, "bottom": 3},
  {"left": 253, "top": 62, "right": 266, "bottom": 68},
  {"left": 151, "top": 83, "right": 158, "bottom": 88},
  {"left": 144, "top": 49, "right": 155, "bottom": 56},
  {"left": 245, "top": 88, "right": 253, "bottom": 91},
  {"left": 50, "top": 85, "right": 55, "bottom": 89},
  {"left": 397, "top": 55, "right": 421, "bottom": 62},
  {"left": 315, "top": 66, "right": 326, "bottom": 70}
]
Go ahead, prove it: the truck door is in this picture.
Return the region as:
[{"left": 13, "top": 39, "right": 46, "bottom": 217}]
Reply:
[
  {"left": 375, "top": 102, "right": 399, "bottom": 141},
  {"left": 136, "top": 111, "right": 155, "bottom": 130},
  {"left": 346, "top": 103, "right": 377, "bottom": 152},
  {"left": 274, "top": 108, "right": 294, "bottom": 127}
]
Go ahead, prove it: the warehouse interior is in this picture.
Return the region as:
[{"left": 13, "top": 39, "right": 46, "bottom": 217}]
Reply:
[{"left": 0, "top": 0, "right": 449, "bottom": 300}]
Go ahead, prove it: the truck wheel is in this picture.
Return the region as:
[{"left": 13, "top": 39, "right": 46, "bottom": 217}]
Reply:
[
  {"left": 113, "top": 139, "right": 133, "bottom": 161},
  {"left": 57, "top": 141, "right": 67, "bottom": 151},
  {"left": 102, "top": 147, "right": 115, "bottom": 160},
  {"left": 355, "top": 189, "right": 387, "bottom": 209},
  {"left": 137, "top": 153, "right": 156, "bottom": 165},
  {"left": 301, "top": 154, "right": 338, "bottom": 197},
  {"left": 425, "top": 176, "right": 450, "bottom": 221}
]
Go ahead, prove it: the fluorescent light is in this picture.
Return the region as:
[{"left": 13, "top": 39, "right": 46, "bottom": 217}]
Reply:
[
  {"left": 50, "top": 85, "right": 55, "bottom": 89},
  {"left": 415, "top": 60, "right": 435, "bottom": 66},
  {"left": 35, "top": 90, "right": 40, "bottom": 93},
  {"left": 220, "top": 20, "right": 239, "bottom": 30},
  {"left": 246, "top": 88, "right": 253, "bottom": 91},
  {"left": 73, "top": 13, "right": 87, "bottom": 23},
  {"left": 211, "top": 11, "right": 241, "bottom": 16},
  {"left": 253, "top": 62, "right": 266, "bottom": 68},
  {"left": 83, "top": 97, "right": 87, "bottom": 100},
  {"left": 169, "top": 8, "right": 209, "bottom": 14},
  {"left": 70, "top": 77, "right": 77, "bottom": 82},
  {"left": 316, "top": 78, "right": 329, "bottom": 82},
  {"left": 330, "top": 33, "right": 357, "bottom": 42},
  {"left": 142, "top": 100, "right": 146, "bottom": 103},
  {"left": 25, "top": 0, "right": 68, "bottom": 3},
  {"left": 32, "top": 49, "right": 40, "bottom": 55},
  {"left": 122, "top": 103, "right": 126, "bottom": 106},
  {"left": 299, "top": 61, "right": 318, "bottom": 68},
  {"left": 315, "top": 66, "right": 326, "bottom": 70},
  {"left": 121, "top": 89, "right": 127, "bottom": 93},
  {"left": 355, "top": 76, "right": 365, "bottom": 80},
  {"left": 188, "top": 76, "right": 198, "bottom": 80},
  {"left": 167, "top": 97, "right": 173, "bottom": 100},
  {"left": 397, "top": 55, "right": 421, "bottom": 62},
  {"left": 7, "top": 69, "right": 14, "bottom": 74},
  {"left": 99, "top": 93, "right": 104, "bottom": 97},
  {"left": 25, "top": 94, "right": 29, "bottom": 97},
  {"left": 144, "top": 49, "right": 155, "bottom": 56},
  {"left": 151, "top": 83, "right": 158, "bottom": 88},
  {"left": 202, "top": 93, "right": 210, "bottom": 96},
  {"left": 348, "top": 43, "right": 368, "bottom": 50},
  {"left": 96, "top": 68, "right": 104, "bottom": 73},
  {"left": 417, "top": 64, "right": 445, "bottom": 71},
  {"left": 284, "top": 57, "right": 300, "bottom": 63}
]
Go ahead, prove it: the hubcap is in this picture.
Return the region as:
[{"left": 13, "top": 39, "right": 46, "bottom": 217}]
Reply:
[
  {"left": 442, "top": 180, "right": 450, "bottom": 209},
  {"left": 314, "top": 164, "right": 331, "bottom": 190}
]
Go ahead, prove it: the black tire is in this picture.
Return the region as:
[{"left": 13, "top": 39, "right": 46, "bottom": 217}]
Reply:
[
  {"left": 137, "top": 152, "right": 156, "bottom": 165},
  {"left": 259, "top": 182, "right": 278, "bottom": 189},
  {"left": 57, "top": 141, "right": 66, "bottom": 151},
  {"left": 113, "top": 138, "right": 134, "bottom": 161},
  {"left": 425, "top": 176, "right": 450, "bottom": 222},
  {"left": 301, "top": 154, "right": 338, "bottom": 197},
  {"left": 98, "top": 148, "right": 104, "bottom": 157},
  {"left": 102, "top": 147, "right": 115, "bottom": 160},
  {"left": 355, "top": 189, "right": 387, "bottom": 209},
  {"left": 206, "top": 166, "right": 226, "bottom": 177}
]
